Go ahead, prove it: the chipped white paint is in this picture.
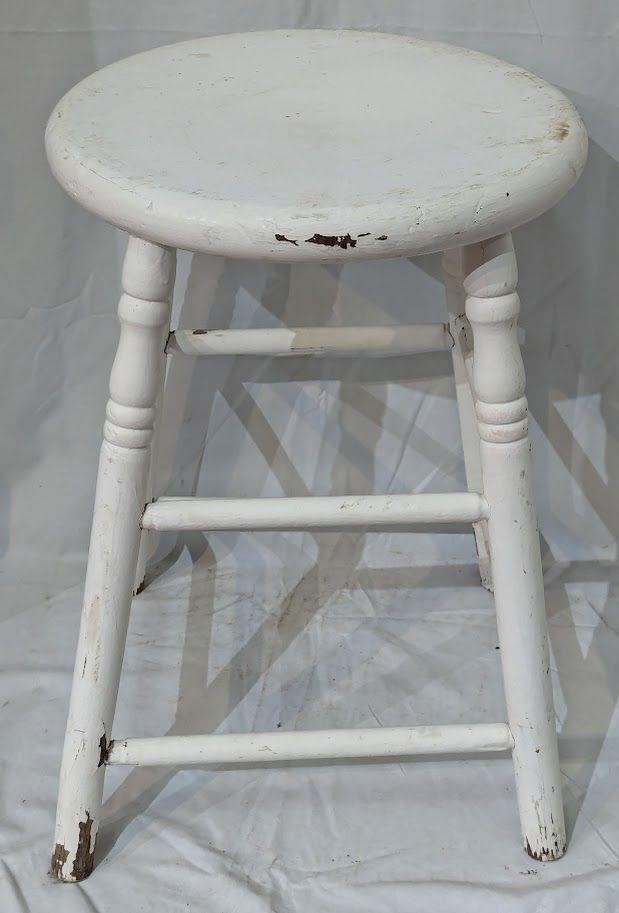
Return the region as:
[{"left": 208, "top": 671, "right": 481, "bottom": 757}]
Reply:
[
  {"left": 464, "top": 233, "right": 566, "bottom": 862},
  {"left": 51, "top": 238, "right": 175, "bottom": 882},
  {"left": 45, "top": 31, "right": 586, "bottom": 262},
  {"left": 166, "top": 324, "right": 451, "bottom": 357},
  {"left": 46, "top": 29, "right": 587, "bottom": 881},
  {"left": 108, "top": 723, "right": 514, "bottom": 767},
  {"left": 141, "top": 492, "right": 488, "bottom": 531}
]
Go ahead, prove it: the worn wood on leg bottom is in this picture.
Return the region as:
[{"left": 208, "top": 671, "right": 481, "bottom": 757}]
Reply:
[
  {"left": 50, "top": 237, "right": 175, "bottom": 881},
  {"left": 464, "top": 233, "right": 566, "bottom": 861}
]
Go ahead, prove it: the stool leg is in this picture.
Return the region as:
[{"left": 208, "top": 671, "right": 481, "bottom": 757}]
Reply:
[
  {"left": 133, "top": 361, "right": 166, "bottom": 595},
  {"left": 51, "top": 238, "right": 176, "bottom": 881},
  {"left": 463, "top": 233, "right": 566, "bottom": 861},
  {"left": 443, "top": 248, "right": 492, "bottom": 590}
]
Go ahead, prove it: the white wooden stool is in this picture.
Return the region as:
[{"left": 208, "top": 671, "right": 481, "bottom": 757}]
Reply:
[{"left": 45, "top": 30, "right": 588, "bottom": 880}]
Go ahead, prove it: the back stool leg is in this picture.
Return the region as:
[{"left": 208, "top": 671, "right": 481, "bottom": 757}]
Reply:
[
  {"left": 133, "top": 363, "right": 166, "bottom": 595},
  {"left": 51, "top": 238, "right": 176, "bottom": 881},
  {"left": 463, "top": 233, "right": 566, "bottom": 861},
  {"left": 443, "top": 248, "right": 493, "bottom": 589}
]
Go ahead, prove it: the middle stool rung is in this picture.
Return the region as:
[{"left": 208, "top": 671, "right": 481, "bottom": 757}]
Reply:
[
  {"left": 166, "top": 323, "right": 452, "bottom": 357},
  {"left": 142, "top": 492, "right": 489, "bottom": 532}
]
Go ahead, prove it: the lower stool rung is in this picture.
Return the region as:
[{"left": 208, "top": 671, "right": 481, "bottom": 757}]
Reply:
[
  {"left": 107, "top": 723, "right": 513, "bottom": 767},
  {"left": 142, "top": 492, "right": 488, "bottom": 532}
]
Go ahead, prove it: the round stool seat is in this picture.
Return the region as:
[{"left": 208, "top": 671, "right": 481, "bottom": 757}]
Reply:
[{"left": 46, "top": 30, "right": 587, "bottom": 261}]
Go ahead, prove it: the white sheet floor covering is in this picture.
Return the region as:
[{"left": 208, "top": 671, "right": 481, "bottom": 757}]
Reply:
[{"left": 2, "top": 515, "right": 619, "bottom": 912}]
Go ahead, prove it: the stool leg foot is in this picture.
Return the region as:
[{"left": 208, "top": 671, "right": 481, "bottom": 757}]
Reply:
[
  {"left": 51, "top": 238, "right": 175, "bottom": 881},
  {"left": 464, "top": 234, "right": 566, "bottom": 861},
  {"left": 443, "top": 248, "right": 493, "bottom": 590}
]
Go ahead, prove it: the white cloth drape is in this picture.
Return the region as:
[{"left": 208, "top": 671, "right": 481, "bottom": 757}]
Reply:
[{"left": 1, "top": 3, "right": 618, "bottom": 910}]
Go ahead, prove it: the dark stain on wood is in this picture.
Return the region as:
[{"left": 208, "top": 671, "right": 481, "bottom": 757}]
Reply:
[
  {"left": 275, "top": 231, "right": 388, "bottom": 249},
  {"left": 71, "top": 811, "right": 95, "bottom": 881},
  {"left": 98, "top": 733, "right": 109, "bottom": 768},
  {"left": 550, "top": 120, "right": 570, "bottom": 141},
  {"left": 50, "top": 842, "right": 69, "bottom": 879},
  {"left": 525, "top": 837, "right": 565, "bottom": 861},
  {"left": 275, "top": 233, "right": 298, "bottom": 245},
  {"left": 305, "top": 233, "right": 357, "bottom": 250}
]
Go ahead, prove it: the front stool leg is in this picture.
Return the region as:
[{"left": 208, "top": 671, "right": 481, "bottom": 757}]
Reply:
[
  {"left": 463, "top": 233, "right": 566, "bottom": 861},
  {"left": 51, "top": 237, "right": 176, "bottom": 881},
  {"left": 443, "top": 247, "right": 493, "bottom": 590}
]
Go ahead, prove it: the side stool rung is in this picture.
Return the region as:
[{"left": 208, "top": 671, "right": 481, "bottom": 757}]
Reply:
[
  {"left": 141, "top": 492, "right": 489, "bottom": 532},
  {"left": 166, "top": 323, "right": 452, "bottom": 358},
  {"left": 107, "top": 723, "right": 514, "bottom": 767}
]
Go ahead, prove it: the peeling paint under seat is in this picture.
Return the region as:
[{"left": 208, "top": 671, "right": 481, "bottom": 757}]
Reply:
[{"left": 45, "top": 29, "right": 587, "bottom": 261}]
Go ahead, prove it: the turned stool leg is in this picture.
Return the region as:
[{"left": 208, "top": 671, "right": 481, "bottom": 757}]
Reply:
[
  {"left": 463, "top": 234, "right": 565, "bottom": 861},
  {"left": 443, "top": 248, "right": 493, "bottom": 590},
  {"left": 51, "top": 238, "right": 175, "bottom": 881}
]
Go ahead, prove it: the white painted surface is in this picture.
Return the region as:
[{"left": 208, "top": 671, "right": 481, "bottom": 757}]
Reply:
[
  {"left": 464, "top": 234, "right": 565, "bottom": 862},
  {"left": 141, "top": 492, "right": 488, "bottom": 531},
  {"left": 108, "top": 723, "right": 513, "bottom": 766},
  {"left": 44, "top": 30, "right": 584, "bottom": 879},
  {"left": 167, "top": 324, "right": 451, "bottom": 357},
  {"left": 51, "top": 236, "right": 566, "bottom": 876},
  {"left": 443, "top": 248, "right": 493, "bottom": 590},
  {"left": 3, "top": 4, "right": 619, "bottom": 911},
  {"left": 5, "top": 524, "right": 618, "bottom": 909},
  {"left": 51, "top": 239, "right": 175, "bottom": 882},
  {"left": 45, "top": 30, "right": 587, "bottom": 260}
]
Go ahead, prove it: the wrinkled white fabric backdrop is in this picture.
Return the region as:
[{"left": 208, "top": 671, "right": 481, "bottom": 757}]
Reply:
[{"left": 1, "top": 2, "right": 618, "bottom": 911}]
